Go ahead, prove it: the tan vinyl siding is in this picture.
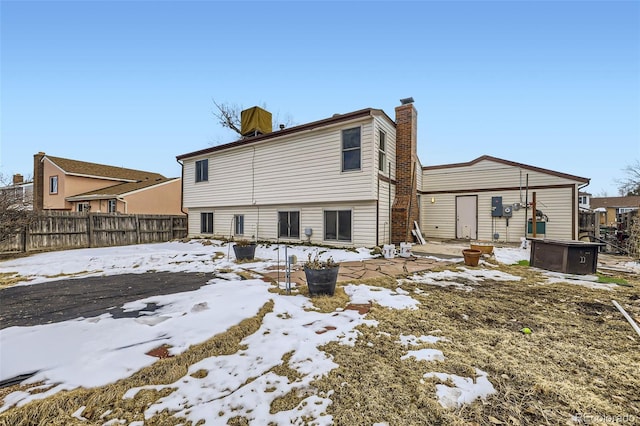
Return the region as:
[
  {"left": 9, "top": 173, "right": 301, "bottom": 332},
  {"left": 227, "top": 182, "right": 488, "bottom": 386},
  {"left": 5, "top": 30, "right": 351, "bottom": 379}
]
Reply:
[
  {"left": 373, "top": 117, "right": 397, "bottom": 183},
  {"left": 123, "top": 179, "right": 183, "bottom": 215},
  {"left": 421, "top": 195, "right": 456, "bottom": 240},
  {"left": 183, "top": 118, "right": 377, "bottom": 209},
  {"left": 424, "top": 159, "right": 580, "bottom": 192},
  {"left": 182, "top": 112, "right": 397, "bottom": 247},
  {"left": 374, "top": 116, "right": 397, "bottom": 245},
  {"left": 188, "top": 201, "right": 378, "bottom": 247},
  {"left": 377, "top": 178, "right": 396, "bottom": 245},
  {"left": 421, "top": 158, "right": 583, "bottom": 242},
  {"left": 420, "top": 187, "right": 576, "bottom": 242}
]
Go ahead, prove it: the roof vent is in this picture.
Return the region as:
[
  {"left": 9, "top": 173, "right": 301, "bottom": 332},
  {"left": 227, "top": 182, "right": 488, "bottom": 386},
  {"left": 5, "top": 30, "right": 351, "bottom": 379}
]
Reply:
[{"left": 241, "top": 106, "right": 272, "bottom": 137}]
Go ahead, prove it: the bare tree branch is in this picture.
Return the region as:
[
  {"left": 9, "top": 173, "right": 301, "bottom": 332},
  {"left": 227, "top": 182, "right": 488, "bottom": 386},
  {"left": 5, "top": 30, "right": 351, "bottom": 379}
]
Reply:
[
  {"left": 212, "top": 99, "right": 243, "bottom": 135},
  {"left": 0, "top": 174, "right": 35, "bottom": 245},
  {"left": 211, "top": 99, "right": 296, "bottom": 137},
  {"left": 616, "top": 160, "right": 640, "bottom": 196}
]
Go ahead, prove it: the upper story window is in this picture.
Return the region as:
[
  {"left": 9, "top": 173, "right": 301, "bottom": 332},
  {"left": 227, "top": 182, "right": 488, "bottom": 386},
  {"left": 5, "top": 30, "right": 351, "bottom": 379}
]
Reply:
[
  {"left": 342, "top": 127, "right": 361, "bottom": 172},
  {"left": 49, "top": 176, "right": 58, "bottom": 194},
  {"left": 195, "top": 159, "right": 209, "bottom": 182},
  {"left": 378, "top": 130, "right": 386, "bottom": 172},
  {"left": 107, "top": 199, "right": 117, "bottom": 213}
]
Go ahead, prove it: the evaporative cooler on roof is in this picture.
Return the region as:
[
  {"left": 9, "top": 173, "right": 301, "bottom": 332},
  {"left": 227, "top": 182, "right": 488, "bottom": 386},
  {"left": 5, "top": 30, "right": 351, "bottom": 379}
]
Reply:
[{"left": 241, "top": 106, "right": 272, "bottom": 137}]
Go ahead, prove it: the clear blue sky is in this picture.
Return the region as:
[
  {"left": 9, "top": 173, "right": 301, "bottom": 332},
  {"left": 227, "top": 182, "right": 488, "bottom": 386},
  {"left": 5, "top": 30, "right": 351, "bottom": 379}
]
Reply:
[{"left": 2, "top": 0, "right": 638, "bottom": 196}]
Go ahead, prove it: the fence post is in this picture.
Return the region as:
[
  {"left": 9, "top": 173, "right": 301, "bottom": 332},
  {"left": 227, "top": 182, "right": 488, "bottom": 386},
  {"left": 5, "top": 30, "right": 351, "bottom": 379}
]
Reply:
[
  {"left": 88, "top": 213, "right": 94, "bottom": 248},
  {"left": 169, "top": 216, "right": 174, "bottom": 240},
  {"left": 22, "top": 226, "right": 28, "bottom": 253},
  {"left": 135, "top": 215, "right": 141, "bottom": 244}
]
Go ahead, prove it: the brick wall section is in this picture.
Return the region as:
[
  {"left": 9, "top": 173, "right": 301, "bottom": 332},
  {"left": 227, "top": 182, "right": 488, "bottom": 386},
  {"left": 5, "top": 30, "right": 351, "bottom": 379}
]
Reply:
[
  {"left": 391, "top": 103, "right": 420, "bottom": 244},
  {"left": 33, "top": 152, "right": 45, "bottom": 211}
]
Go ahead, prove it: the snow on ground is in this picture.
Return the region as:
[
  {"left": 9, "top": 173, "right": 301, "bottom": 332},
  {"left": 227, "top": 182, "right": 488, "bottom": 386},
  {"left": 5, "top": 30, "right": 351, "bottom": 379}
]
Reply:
[
  {"left": 493, "top": 246, "right": 530, "bottom": 265},
  {"left": 401, "top": 349, "right": 445, "bottom": 362},
  {"left": 542, "top": 272, "right": 617, "bottom": 290},
  {"left": 423, "top": 369, "right": 496, "bottom": 409},
  {"left": 623, "top": 260, "right": 640, "bottom": 273},
  {"left": 123, "top": 290, "right": 379, "bottom": 425},
  {"left": 402, "top": 267, "right": 522, "bottom": 291},
  {"left": 0, "top": 240, "right": 374, "bottom": 286},
  {"left": 343, "top": 284, "right": 420, "bottom": 310},
  {"left": 2, "top": 240, "right": 586, "bottom": 421}
]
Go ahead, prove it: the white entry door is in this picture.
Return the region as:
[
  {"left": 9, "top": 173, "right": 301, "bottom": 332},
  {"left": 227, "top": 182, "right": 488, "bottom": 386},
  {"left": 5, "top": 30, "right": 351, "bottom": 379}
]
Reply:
[{"left": 456, "top": 195, "right": 477, "bottom": 239}]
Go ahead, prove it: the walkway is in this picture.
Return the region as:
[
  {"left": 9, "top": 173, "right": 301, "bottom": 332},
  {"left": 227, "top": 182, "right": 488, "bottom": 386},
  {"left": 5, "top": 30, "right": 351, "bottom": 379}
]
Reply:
[{"left": 258, "top": 242, "right": 471, "bottom": 287}]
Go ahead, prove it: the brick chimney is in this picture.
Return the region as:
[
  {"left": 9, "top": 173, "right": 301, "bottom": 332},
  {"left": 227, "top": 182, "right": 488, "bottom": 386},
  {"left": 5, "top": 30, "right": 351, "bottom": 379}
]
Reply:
[
  {"left": 12, "top": 174, "right": 24, "bottom": 185},
  {"left": 391, "top": 99, "right": 419, "bottom": 244},
  {"left": 33, "top": 152, "right": 46, "bottom": 211}
]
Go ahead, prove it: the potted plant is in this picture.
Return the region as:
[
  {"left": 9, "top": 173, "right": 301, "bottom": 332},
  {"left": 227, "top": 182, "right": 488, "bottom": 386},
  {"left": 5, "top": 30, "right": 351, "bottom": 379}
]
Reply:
[
  {"left": 462, "top": 248, "right": 482, "bottom": 267},
  {"left": 232, "top": 239, "right": 257, "bottom": 261},
  {"left": 304, "top": 252, "right": 340, "bottom": 296}
]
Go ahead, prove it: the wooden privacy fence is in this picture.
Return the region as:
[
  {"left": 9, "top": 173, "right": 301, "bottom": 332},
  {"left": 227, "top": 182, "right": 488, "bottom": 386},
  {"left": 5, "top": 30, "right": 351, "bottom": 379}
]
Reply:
[{"left": 1, "top": 212, "right": 187, "bottom": 253}]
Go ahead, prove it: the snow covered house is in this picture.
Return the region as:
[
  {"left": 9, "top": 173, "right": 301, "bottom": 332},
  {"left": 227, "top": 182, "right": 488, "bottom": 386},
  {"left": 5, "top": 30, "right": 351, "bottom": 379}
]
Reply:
[{"left": 178, "top": 101, "right": 590, "bottom": 246}]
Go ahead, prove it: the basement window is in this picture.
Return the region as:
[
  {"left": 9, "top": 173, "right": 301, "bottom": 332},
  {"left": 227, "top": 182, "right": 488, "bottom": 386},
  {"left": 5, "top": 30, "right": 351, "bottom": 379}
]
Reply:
[
  {"left": 234, "top": 214, "right": 244, "bottom": 235},
  {"left": 342, "top": 127, "right": 361, "bottom": 172},
  {"left": 324, "top": 210, "right": 352, "bottom": 242},
  {"left": 278, "top": 211, "right": 300, "bottom": 239},
  {"left": 200, "top": 212, "right": 213, "bottom": 234},
  {"left": 195, "top": 159, "right": 209, "bottom": 182}
]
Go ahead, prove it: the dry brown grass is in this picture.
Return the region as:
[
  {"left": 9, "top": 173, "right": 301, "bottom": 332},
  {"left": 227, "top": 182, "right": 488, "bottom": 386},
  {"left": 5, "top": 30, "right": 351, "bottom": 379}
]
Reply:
[
  {"left": 1, "top": 262, "right": 639, "bottom": 425},
  {"left": 0, "top": 300, "right": 274, "bottom": 426},
  {"left": 0, "top": 272, "right": 30, "bottom": 288},
  {"left": 313, "top": 267, "right": 640, "bottom": 425}
]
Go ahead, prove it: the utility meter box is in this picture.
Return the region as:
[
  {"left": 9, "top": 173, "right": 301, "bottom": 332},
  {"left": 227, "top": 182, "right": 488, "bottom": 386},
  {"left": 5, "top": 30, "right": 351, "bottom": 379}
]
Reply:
[
  {"left": 503, "top": 205, "right": 513, "bottom": 217},
  {"left": 491, "top": 196, "right": 503, "bottom": 217}
]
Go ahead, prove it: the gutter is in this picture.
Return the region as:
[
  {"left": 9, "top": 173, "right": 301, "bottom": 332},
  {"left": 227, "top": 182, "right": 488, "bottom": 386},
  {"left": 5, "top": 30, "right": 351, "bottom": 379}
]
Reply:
[
  {"left": 117, "top": 196, "right": 128, "bottom": 214},
  {"left": 176, "top": 158, "right": 188, "bottom": 236},
  {"left": 66, "top": 194, "right": 116, "bottom": 201}
]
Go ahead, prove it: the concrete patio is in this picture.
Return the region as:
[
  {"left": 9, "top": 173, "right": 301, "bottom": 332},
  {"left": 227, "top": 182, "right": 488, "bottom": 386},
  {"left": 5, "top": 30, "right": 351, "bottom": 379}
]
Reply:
[{"left": 257, "top": 241, "right": 476, "bottom": 287}]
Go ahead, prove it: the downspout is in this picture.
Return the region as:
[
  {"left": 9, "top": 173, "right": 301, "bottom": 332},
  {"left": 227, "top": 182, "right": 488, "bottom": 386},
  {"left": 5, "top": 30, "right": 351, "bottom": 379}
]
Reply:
[
  {"left": 176, "top": 158, "right": 188, "bottom": 237},
  {"left": 118, "top": 197, "right": 128, "bottom": 214},
  {"left": 376, "top": 176, "right": 380, "bottom": 247},
  {"left": 524, "top": 174, "right": 529, "bottom": 240},
  {"left": 176, "top": 159, "right": 187, "bottom": 216},
  {"left": 388, "top": 160, "right": 391, "bottom": 244},
  {"left": 577, "top": 181, "right": 590, "bottom": 240}
]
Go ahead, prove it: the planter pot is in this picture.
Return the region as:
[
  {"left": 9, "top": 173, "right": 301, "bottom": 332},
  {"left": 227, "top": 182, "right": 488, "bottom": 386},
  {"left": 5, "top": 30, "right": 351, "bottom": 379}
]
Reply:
[
  {"left": 470, "top": 244, "right": 494, "bottom": 255},
  {"left": 462, "top": 249, "right": 482, "bottom": 267},
  {"left": 233, "top": 244, "right": 256, "bottom": 261},
  {"left": 399, "top": 242, "right": 412, "bottom": 258},
  {"left": 304, "top": 265, "right": 339, "bottom": 296}
]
